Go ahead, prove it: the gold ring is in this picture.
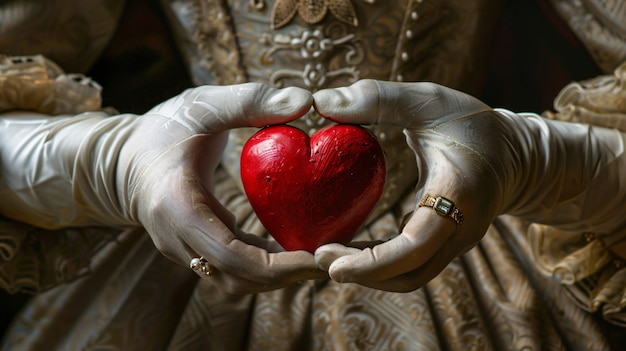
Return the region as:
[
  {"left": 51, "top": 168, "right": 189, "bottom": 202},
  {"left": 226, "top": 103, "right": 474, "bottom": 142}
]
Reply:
[
  {"left": 190, "top": 257, "right": 213, "bottom": 276},
  {"left": 418, "top": 194, "right": 464, "bottom": 226}
]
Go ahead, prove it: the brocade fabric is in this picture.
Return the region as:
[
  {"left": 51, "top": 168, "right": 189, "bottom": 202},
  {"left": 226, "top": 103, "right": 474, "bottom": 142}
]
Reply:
[
  {"left": 1, "top": 0, "right": 626, "bottom": 350},
  {"left": 549, "top": 0, "right": 626, "bottom": 73}
]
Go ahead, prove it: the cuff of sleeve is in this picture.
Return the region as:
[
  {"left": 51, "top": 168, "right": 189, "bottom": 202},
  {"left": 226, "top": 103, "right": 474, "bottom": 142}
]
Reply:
[{"left": 0, "top": 55, "right": 102, "bottom": 115}]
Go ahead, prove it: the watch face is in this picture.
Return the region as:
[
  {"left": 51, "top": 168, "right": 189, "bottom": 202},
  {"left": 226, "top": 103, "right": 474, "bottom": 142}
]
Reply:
[{"left": 434, "top": 197, "right": 453, "bottom": 216}]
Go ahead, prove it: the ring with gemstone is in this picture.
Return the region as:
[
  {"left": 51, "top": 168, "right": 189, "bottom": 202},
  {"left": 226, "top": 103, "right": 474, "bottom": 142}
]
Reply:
[
  {"left": 189, "top": 256, "right": 213, "bottom": 276},
  {"left": 418, "top": 194, "right": 464, "bottom": 226}
]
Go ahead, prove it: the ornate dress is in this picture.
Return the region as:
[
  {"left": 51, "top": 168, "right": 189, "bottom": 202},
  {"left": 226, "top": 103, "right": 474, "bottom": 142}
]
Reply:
[{"left": 1, "top": 0, "right": 626, "bottom": 349}]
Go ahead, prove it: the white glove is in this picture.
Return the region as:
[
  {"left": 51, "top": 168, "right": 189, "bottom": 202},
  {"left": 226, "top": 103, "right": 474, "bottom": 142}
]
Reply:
[
  {"left": 313, "top": 79, "right": 626, "bottom": 292},
  {"left": 0, "top": 83, "right": 326, "bottom": 294}
]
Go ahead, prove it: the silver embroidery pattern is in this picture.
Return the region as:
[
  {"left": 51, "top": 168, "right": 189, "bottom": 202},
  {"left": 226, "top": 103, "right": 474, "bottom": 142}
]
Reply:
[{"left": 260, "top": 25, "right": 363, "bottom": 90}]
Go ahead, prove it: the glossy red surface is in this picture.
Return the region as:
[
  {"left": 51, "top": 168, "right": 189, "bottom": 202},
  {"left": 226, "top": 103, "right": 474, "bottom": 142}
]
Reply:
[{"left": 241, "top": 124, "right": 386, "bottom": 253}]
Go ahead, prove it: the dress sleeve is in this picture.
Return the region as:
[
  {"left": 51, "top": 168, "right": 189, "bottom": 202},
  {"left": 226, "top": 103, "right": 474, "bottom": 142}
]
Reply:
[
  {"left": 0, "top": 55, "right": 120, "bottom": 294},
  {"left": 531, "top": 61, "right": 626, "bottom": 326}
]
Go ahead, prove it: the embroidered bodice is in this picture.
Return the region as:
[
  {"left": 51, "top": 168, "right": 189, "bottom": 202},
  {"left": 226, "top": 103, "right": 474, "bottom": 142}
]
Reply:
[
  {"left": 167, "top": 0, "right": 499, "bottom": 91},
  {"left": 163, "top": 0, "right": 501, "bottom": 219}
]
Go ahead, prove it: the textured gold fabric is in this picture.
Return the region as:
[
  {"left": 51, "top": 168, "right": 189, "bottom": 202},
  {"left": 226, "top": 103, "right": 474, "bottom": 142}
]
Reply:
[
  {"left": 2, "top": 0, "right": 626, "bottom": 350},
  {"left": 549, "top": 0, "right": 626, "bottom": 73},
  {"left": 177, "top": 0, "right": 500, "bottom": 93}
]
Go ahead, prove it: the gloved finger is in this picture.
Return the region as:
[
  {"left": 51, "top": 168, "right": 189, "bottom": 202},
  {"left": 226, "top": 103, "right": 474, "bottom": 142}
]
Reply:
[
  {"left": 236, "top": 231, "right": 287, "bottom": 253},
  {"left": 344, "top": 240, "right": 387, "bottom": 249},
  {"left": 142, "top": 164, "right": 326, "bottom": 286},
  {"left": 182, "top": 189, "right": 327, "bottom": 285},
  {"left": 312, "top": 80, "right": 489, "bottom": 129},
  {"left": 317, "top": 207, "right": 456, "bottom": 283},
  {"left": 315, "top": 243, "right": 361, "bottom": 271},
  {"left": 347, "top": 240, "right": 457, "bottom": 292},
  {"left": 160, "top": 228, "right": 300, "bottom": 295},
  {"left": 188, "top": 179, "right": 288, "bottom": 255},
  {"left": 187, "top": 253, "right": 319, "bottom": 294},
  {"left": 148, "top": 83, "right": 313, "bottom": 133},
  {"left": 316, "top": 227, "right": 464, "bottom": 293},
  {"left": 176, "top": 211, "right": 317, "bottom": 294},
  {"left": 191, "top": 224, "right": 327, "bottom": 286},
  {"left": 358, "top": 229, "right": 478, "bottom": 292},
  {"left": 315, "top": 240, "right": 388, "bottom": 270}
]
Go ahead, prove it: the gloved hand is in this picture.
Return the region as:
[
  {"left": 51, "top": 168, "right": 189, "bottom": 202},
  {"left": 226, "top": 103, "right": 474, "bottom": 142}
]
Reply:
[
  {"left": 312, "top": 79, "right": 626, "bottom": 292},
  {"left": 0, "top": 83, "right": 326, "bottom": 294}
]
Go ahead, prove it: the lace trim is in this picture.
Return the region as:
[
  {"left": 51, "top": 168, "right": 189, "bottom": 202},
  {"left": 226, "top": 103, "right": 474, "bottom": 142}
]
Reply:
[
  {"left": 545, "top": 61, "right": 626, "bottom": 131},
  {"left": 0, "top": 55, "right": 102, "bottom": 115},
  {"left": 533, "top": 61, "right": 626, "bottom": 326},
  {"left": 529, "top": 224, "right": 626, "bottom": 326}
]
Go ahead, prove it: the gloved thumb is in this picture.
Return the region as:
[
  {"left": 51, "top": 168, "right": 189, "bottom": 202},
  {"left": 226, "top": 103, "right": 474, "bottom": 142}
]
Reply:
[
  {"left": 313, "top": 80, "right": 489, "bottom": 129},
  {"left": 147, "top": 83, "right": 313, "bottom": 133}
]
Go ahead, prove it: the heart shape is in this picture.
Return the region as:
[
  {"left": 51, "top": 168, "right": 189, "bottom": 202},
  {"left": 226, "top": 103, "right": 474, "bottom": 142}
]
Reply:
[{"left": 241, "top": 124, "right": 386, "bottom": 253}]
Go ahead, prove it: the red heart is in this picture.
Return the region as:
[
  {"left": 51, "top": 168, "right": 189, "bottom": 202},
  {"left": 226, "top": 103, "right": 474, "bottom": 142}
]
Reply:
[{"left": 241, "top": 124, "right": 386, "bottom": 253}]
